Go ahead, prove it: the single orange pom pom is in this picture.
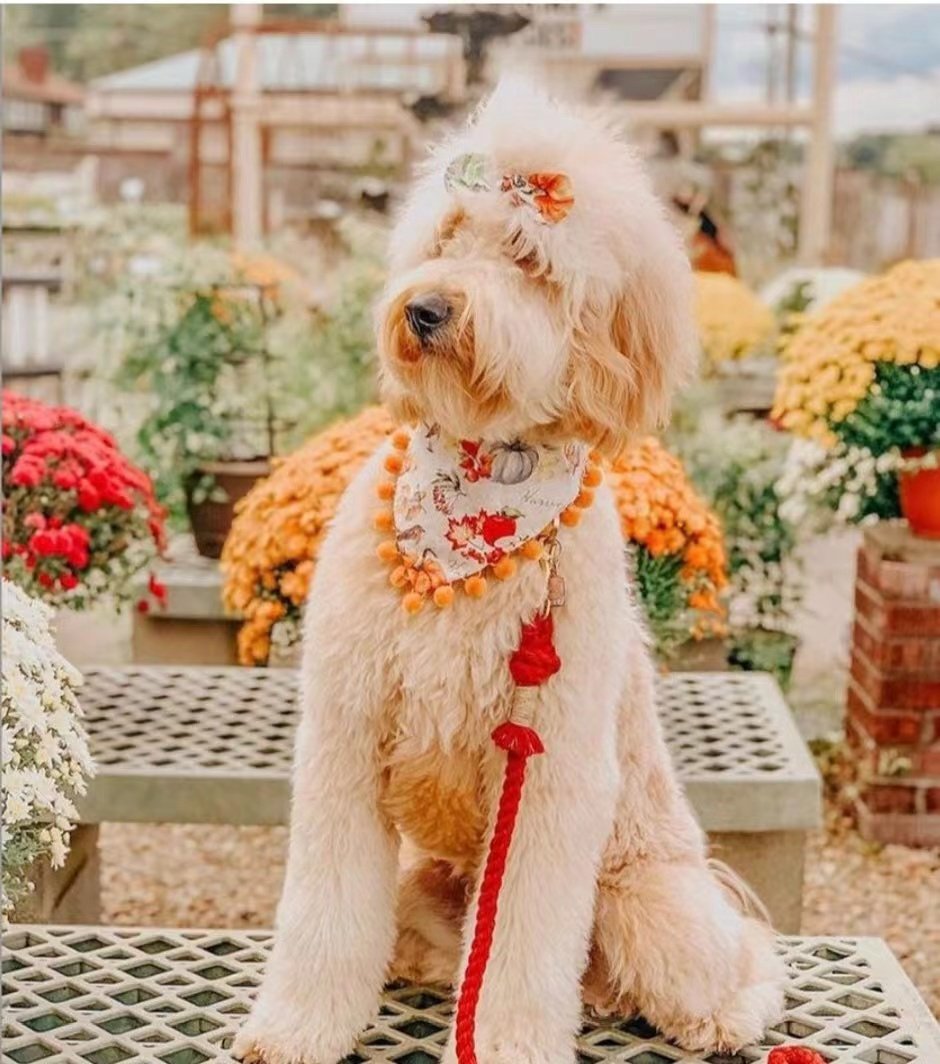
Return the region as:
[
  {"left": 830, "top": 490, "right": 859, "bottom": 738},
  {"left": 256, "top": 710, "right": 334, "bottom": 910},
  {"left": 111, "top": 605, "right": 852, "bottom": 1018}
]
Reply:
[
  {"left": 492, "top": 556, "right": 517, "bottom": 580},
  {"left": 384, "top": 453, "right": 404, "bottom": 475},
  {"left": 376, "top": 540, "right": 399, "bottom": 563},
  {"left": 374, "top": 510, "right": 394, "bottom": 532},
  {"left": 520, "top": 539, "right": 544, "bottom": 561},
  {"left": 402, "top": 592, "right": 424, "bottom": 615},
  {"left": 560, "top": 507, "right": 581, "bottom": 527},
  {"left": 575, "top": 488, "right": 595, "bottom": 508},
  {"left": 464, "top": 575, "right": 487, "bottom": 598},
  {"left": 433, "top": 585, "right": 455, "bottom": 608},
  {"left": 376, "top": 480, "right": 396, "bottom": 501},
  {"left": 583, "top": 464, "right": 603, "bottom": 488},
  {"left": 389, "top": 566, "right": 409, "bottom": 589},
  {"left": 391, "top": 429, "right": 411, "bottom": 451}
]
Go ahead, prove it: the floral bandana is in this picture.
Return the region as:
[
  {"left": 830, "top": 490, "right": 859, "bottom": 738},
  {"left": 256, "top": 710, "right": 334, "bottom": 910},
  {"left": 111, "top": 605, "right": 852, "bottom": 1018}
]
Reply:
[
  {"left": 393, "top": 424, "right": 588, "bottom": 582},
  {"left": 444, "top": 153, "right": 574, "bottom": 225}
]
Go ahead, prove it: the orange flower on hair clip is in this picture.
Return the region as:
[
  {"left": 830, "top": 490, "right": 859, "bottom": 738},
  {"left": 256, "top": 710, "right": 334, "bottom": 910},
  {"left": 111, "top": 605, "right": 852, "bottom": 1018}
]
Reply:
[{"left": 501, "top": 171, "right": 575, "bottom": 224}]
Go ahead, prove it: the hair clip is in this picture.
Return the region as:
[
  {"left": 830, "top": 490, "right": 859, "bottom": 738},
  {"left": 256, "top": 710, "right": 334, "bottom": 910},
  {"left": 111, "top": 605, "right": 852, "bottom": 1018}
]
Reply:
[{"left": 444, "top": 153, "right": 574, "bottom": 225}]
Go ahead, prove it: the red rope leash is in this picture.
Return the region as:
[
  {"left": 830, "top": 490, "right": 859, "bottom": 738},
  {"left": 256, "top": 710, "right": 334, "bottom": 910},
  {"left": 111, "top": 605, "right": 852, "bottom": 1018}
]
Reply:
[{"left": 454, "top": 612, "right": 559, "bottom": 1064}]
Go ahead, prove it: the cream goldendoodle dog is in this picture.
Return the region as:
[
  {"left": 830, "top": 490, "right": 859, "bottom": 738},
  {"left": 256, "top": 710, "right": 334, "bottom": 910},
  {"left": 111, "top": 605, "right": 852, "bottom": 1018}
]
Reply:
[{"left": 235, "top": 81, "right": 784, "bottom": 1064}]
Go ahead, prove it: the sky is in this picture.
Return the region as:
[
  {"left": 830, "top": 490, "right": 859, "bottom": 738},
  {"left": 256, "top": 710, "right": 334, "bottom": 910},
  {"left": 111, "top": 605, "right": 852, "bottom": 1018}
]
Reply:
[{"left": 712, "top": 4, "right": 940, "bottom": 136}]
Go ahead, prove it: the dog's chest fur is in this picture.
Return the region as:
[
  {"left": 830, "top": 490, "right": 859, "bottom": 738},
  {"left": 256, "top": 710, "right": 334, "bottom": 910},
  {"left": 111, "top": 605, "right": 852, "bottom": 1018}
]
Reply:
[{"left": 378, "top": 558, "right": 548, "bottom": 866}]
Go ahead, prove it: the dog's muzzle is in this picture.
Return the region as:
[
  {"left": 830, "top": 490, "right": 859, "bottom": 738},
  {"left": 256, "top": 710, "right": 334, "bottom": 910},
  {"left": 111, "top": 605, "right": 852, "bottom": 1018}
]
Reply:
[{"left": 405, "top": 293, "right": 451, "bottom": 343}]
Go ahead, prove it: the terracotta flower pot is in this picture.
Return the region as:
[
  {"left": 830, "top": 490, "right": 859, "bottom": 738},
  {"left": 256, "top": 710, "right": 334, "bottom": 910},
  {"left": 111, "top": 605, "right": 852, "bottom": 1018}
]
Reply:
[
  {"left": 899, "top": 449, "right": 940, "bottom": 539},
  {"left": 185, "top": 459, "right": 271, "bottom": 559}
]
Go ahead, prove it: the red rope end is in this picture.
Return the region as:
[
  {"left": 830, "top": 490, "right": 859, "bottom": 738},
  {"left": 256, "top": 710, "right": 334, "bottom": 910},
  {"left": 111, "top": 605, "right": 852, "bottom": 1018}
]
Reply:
[
  {"left": 768, "top": 1049, "right": 827, "bottom": 1064},
  {"left": 492, "top": 720, "right": 545, "bottom": 757}
]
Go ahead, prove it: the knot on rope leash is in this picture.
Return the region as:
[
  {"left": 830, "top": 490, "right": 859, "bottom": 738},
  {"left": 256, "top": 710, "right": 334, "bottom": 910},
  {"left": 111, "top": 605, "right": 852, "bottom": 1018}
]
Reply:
[{"left": 454, "top": 612, "right": 558, "bottom": 1064}]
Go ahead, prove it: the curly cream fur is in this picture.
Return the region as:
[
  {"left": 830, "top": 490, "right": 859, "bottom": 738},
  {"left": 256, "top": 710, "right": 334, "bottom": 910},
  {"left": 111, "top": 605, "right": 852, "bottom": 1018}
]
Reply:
[{"left": 236, "top": 81, "right": 783, "bottom": 1064}]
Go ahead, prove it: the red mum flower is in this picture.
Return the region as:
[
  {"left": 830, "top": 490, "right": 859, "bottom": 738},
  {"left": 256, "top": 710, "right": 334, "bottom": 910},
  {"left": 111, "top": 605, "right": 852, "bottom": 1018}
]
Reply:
[
  {"left": 148, "top": 573, "right": 168, "bottom": 605},
  {"left": 10, "top": 458, "right": 45, "bottom": 488}
]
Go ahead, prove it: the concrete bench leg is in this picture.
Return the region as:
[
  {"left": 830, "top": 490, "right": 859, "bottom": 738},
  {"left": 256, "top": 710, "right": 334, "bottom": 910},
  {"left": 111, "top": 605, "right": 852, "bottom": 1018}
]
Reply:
[
  {"left": 12, "top": 824, "right": 101, "bottom": 924},
  {"left": 709, "top": 829, "right": 806, "bottom": 934}
]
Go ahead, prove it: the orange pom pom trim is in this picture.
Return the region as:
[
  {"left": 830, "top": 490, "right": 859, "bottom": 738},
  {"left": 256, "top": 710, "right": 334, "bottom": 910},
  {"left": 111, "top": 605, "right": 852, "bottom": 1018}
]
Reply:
[
  {"left": 464, "top": 575, "right": 488, "bottom": 598},
  {"left": 433, "top": 585, "right": 455, "bottom": 608},
  {"left": 402, "top": 592, "right": 424, "bottom": 614},
  {"left": 376, "top": 540, "right": 399, "bottom": 563},
  {"left": 492, "top": 556, "right": 517, "bottom": 580},
  {"left": 374, "top": 430, "right": 599, "bottom": 614},
  {"left": 520, "top": 539, "right": 544, "bottom": 561}
]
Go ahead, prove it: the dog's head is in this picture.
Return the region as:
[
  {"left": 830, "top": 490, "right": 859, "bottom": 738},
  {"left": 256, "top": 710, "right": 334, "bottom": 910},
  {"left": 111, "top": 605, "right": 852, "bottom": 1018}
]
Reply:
[{"left": 377, "top": 80, "right": 696, "bottom": 455}]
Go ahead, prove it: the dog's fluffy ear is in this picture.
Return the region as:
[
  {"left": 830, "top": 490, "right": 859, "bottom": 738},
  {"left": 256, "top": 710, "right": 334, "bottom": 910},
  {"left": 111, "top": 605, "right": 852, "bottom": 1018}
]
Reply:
[{"left": 564, "top": 233, "right": 697, "bottom": 458}]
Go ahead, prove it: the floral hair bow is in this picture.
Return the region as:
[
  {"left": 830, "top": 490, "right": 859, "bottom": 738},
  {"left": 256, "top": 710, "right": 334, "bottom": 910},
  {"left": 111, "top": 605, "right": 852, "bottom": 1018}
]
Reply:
[{"left": 444, "top": 152, "right": 574, "bottom": 225}]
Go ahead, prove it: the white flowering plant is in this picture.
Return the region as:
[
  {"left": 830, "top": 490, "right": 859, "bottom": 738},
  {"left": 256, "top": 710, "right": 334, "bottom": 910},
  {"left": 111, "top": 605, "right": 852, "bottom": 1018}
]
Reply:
[
  {"left": 668, "top": 391, "right": 804, "bottom": 685},
  {"left": 2, "top": 581, "right": 94, "bottom": 918},
  {"left": 776, "top": 438, "right": 938, "bottom": 529}
]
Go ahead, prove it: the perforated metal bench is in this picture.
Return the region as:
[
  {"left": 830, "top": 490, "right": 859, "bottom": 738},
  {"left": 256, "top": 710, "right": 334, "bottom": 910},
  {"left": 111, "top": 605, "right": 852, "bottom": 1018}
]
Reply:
[
  {"left": 4, "top": 927, "right": 938, "bottom": 1063},
  {"left": 69, "top": 669, "right": 819, "bottom": 930}
]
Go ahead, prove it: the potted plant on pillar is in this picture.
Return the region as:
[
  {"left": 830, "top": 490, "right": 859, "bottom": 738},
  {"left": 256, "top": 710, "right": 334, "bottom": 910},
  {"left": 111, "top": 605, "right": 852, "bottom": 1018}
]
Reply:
[
  {"left": 117, "top": 281, "right": 283, "bottom": 558},
  {"left": 773, "top": 259, "right": 940, "bottom": 537}
]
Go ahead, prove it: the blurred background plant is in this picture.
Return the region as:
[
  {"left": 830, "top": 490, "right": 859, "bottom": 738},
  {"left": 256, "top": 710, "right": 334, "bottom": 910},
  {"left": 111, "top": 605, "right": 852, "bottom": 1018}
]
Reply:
[{"left": 669, "top": 384, "right": 803, "bottom": 686}]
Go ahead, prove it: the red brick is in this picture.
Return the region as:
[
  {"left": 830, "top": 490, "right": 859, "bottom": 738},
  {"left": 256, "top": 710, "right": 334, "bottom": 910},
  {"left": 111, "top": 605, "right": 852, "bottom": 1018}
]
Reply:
[
  {"left": 861, "top": 781, "right": 918, "bottom": 814},
  {"left": 855, "top": 581, "right": 940, "bottom": 636},
  {"left": 850, "top": 652, "right": 940, "bottom": 710},
  {"left": 852, "top": 617, "right": 940, "bottom": 672},
  {"left": 910, "top": 745, "right": 940, "bottom": 777},
  {"left": 856, "top": 805, "right": 940, "bottom": 847},
  {"left": 877, "top": 559, "right": 930, "bottom": 599},
  {"left": 847, "top": 683, "right": 923, "bottom": 745},
  {"left": 926, "top": 788, "right": 940, "bottom": 813}
]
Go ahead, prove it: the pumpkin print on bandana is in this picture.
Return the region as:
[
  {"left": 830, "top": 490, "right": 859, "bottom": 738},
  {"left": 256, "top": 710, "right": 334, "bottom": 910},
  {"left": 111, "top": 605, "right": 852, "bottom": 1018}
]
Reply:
[{"left": 393, "top": 425, "right": 587, "bottom": 583}]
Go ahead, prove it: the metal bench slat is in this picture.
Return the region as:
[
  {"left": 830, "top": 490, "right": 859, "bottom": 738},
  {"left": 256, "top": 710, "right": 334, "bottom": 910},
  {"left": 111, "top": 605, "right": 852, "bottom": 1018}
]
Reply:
[
  {"left": 77, "top": 668, "right": 820, "bottom": 832},
  {"left": 3, "top": 927, "right": 937, "bottom": 1063}
]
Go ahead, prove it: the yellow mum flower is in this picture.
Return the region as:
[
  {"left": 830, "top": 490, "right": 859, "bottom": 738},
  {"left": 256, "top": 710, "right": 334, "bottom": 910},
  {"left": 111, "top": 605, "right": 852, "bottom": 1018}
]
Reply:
[
  {"left": 772, "top": 259, "right": 940, "bottom": 440},
  {"left": 694, "top": 272, "right": 775, "bottom": 365}
]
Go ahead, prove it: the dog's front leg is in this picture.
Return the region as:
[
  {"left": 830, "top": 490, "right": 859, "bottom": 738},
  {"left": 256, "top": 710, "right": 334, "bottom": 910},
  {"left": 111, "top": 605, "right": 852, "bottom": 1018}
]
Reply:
[
  {"left": 445, "top": 690, "right": 618, "bottom": 1064},
  {"left": 235, "top": 653, "right": 399, "bottom": 1064}
]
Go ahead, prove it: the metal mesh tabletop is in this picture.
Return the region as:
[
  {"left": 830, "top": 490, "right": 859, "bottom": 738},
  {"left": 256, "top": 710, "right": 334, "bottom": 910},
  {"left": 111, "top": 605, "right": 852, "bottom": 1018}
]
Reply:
[
  {"left": 78, "top": 668, "right": 819, "bottom": 832},
  {"left": 3, "top": 927, "right": 938, "bottom": 1063}
]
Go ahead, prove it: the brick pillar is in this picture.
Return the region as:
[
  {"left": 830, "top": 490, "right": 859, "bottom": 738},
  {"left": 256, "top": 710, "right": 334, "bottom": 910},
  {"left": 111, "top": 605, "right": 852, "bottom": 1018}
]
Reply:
[{"left": 847, "top": 523, "right": 940, "bottom": 846}]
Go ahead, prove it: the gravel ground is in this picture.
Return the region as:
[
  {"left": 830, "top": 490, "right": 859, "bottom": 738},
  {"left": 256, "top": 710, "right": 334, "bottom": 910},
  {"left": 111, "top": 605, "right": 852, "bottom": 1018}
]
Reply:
[{"left": 100, "top": 816, "right": 940, "bottom": 1018}]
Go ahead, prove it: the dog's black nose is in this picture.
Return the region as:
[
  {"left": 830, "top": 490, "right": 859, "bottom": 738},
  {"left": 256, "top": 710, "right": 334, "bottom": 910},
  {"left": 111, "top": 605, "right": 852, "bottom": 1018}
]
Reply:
[{"left": 405, "top": 294, "right": 451, "bottom": 341}]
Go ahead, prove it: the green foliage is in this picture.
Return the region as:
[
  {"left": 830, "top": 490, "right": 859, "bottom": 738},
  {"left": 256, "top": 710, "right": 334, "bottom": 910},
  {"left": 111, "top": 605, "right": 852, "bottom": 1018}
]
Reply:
[
  {"left": 842, "top": 133, "right": 940, "bottom": 186},
  {"left": 835, "top": 363, "right": 940, "bottom": 455},
  {"left": 728, "top": 629, "right": 799, "bottom": 690},
  {"left": 117, "top": 289, "right": 267, "bottom": 523},
  {"left": 283, "top": 219, "right": 385, "bottom": 445},
  {"left": 632, "top": 548, "right": 691, "bottom": 654}
]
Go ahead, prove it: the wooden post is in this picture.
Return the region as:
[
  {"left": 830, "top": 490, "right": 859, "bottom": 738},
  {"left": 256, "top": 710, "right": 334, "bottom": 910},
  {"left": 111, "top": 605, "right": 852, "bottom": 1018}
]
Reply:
[
  {"left": 798, "top": 5, "right": 837, "bottom": 265},
  {"left": 231, "top": 3, "right": 263, "bottom": 247}
]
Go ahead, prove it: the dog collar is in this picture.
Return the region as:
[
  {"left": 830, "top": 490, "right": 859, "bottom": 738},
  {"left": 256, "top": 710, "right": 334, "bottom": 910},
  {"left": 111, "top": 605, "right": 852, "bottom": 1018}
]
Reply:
[{"left": 373, "top": 424, "right": 602, "bottom": 614}]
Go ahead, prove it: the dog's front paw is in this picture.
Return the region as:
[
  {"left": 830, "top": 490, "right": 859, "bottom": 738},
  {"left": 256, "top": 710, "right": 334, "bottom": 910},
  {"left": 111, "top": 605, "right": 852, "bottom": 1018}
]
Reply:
[{"left": 232, "top": 1017, "right": 351, "bottom": 1064}]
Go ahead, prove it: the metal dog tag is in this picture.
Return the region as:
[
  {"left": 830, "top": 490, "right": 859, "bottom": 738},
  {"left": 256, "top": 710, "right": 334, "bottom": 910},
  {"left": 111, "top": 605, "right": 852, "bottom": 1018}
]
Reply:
[{"left": 547, "top": 573, "right": 566, "bottom": 608}]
